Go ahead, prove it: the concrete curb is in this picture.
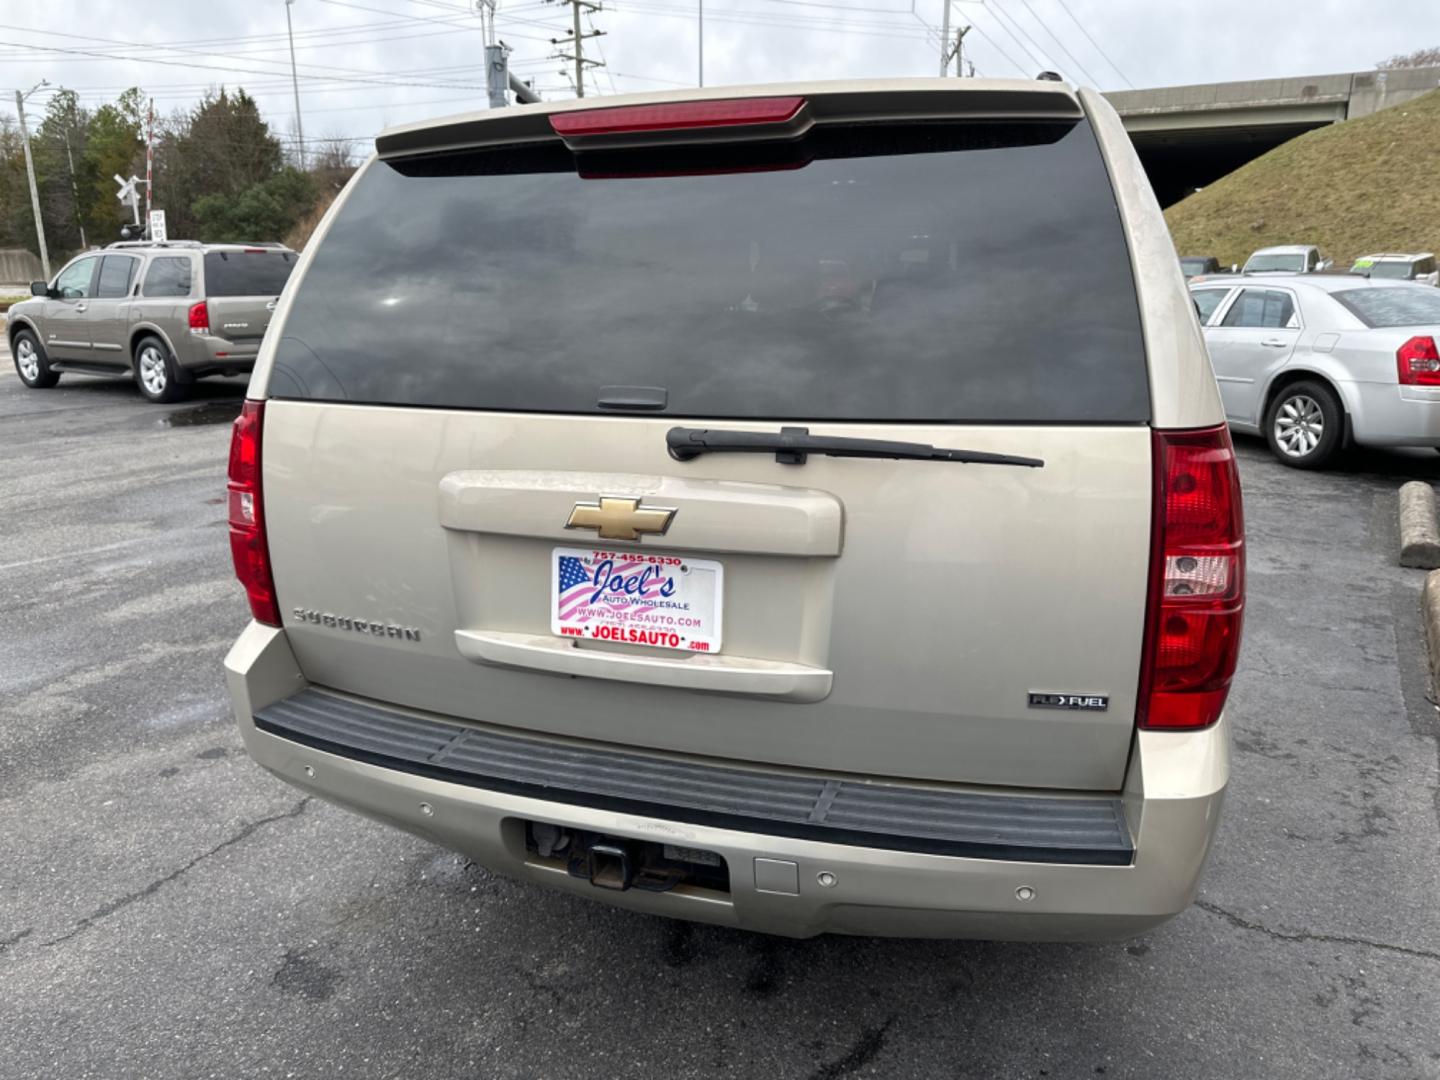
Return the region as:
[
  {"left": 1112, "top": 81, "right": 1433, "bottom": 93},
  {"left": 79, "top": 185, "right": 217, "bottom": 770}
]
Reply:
[
  {"left": 1423, "top": 571, "right": 1440, "bottom": 694},
  {"left": 1399, "top": 481, "right": 1440, "bottom": 568}
]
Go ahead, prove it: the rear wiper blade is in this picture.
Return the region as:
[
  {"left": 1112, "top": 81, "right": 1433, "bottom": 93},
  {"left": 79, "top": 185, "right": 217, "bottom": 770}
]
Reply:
[{"left": 666, "top": 426, "right": 1044, "bottom": 468}]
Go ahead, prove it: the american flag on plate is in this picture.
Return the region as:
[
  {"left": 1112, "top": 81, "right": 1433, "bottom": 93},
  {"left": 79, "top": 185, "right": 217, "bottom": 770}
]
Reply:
[
  {"left": 557, "top": 555, "right": 590, "bottom": 593},
  {"left": 556, "top": 551, "right": 652, "bottom": 622}
]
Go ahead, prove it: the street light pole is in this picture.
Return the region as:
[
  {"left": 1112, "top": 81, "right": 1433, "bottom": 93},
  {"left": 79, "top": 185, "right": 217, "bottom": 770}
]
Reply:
[
  {"left": 698, "top": 0, "right": 703, "bottom": 87},
  {"left": 285, "top": 0, "right": 306, "bottom": 168},
  {"left": 14, "top": 82, "right": 51, "bottom": 279}
]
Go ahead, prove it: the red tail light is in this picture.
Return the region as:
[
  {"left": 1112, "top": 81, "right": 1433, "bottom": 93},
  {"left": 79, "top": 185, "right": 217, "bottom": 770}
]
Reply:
[
  {"left": 1396, "top": 335, "right": 1440, "bottom": 386},
  {"left": 1138, "top": 426, "right": 1245, "bottom": 730},
  {"left": 550, "top": 96, "right": 805, "bottom": 137},
  {"left": 188, "top": 300, "right": 209, "bottom": 333},
  {"left": 227, "top": 399, "right": 281, "bottom": 626}
]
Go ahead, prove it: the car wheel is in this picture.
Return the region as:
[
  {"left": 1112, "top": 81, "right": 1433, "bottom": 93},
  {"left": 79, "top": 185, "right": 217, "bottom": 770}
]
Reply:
[
  {"left": 133, "top": 336, "right": 188, "bottom": 403},
  {"left": 11, "top": 329, "right": 59, "bottom": 388},
  {"left": 1265, "top": 380, "right": 1341, "bottom": 469}
]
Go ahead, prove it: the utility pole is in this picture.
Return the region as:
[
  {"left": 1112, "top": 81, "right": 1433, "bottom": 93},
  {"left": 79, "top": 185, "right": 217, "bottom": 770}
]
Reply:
[
  {"left": 478, "top": 0, "right": 511, "bottom": 109},
  {"left": 144, "top": 97, "right": 153, "bottom": 229},
  {"left": 63, "top": 134, "right": 85, "bottom": 250},
  {"left": 938, "top": 0, "right": 951, "bottom": 76},
  {"left": 549, "top": 0, "right": 605, "bottom": 98},
  {"left": 485, "top": 43, "right": 510, "bottom": 108},
  {"left": 698, "top": 0, "right": 704, "bottom": 87},
  {"left": 285, "top": 0, "right": 306, "bottom": 167},
  {"left": 14, "top": 83, "right": 51, "bottom": 279},
  {"left": 938, "top": 2, "right": 969, "bottom": 78},
  {"left": 952, "top": 25, "right": 970, "bottom": 77}
]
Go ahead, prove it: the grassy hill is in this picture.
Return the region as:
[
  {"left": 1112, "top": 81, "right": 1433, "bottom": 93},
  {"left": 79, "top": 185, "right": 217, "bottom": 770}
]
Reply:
[{"left": 1165, "top": 87, "right": 1440, "bottom": 269}]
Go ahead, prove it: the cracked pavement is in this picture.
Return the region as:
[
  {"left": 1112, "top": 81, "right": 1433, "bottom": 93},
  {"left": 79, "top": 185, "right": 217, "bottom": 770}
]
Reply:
[{"left": 1, "top": 366, "right": 1438, "bottom": 1079}]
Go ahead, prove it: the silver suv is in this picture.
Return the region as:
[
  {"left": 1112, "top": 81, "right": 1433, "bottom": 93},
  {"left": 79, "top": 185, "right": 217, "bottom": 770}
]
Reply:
[
  {"left": 1241, "top": 244, "right": 1332, "bottom": 275},
  {"left": 223, "top": 80, "right": 1245, "bottom": 940},
  {"left": 6, "top": 241, "right": 296, "bottom": 402}
]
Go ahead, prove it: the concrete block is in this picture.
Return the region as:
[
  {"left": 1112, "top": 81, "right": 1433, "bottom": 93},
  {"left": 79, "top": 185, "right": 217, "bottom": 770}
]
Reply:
[
  {"left": 1422, "top": 571, "right": 1440, "bottom": 695},
  {"left": 1398, "top": 481, "right": 1440, "bottom": 568}
]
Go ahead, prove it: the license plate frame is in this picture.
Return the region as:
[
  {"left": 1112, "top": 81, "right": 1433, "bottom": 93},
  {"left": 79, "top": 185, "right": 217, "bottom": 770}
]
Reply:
[{"left": 551, "top": 546, "right": 723, "bottom": 654}]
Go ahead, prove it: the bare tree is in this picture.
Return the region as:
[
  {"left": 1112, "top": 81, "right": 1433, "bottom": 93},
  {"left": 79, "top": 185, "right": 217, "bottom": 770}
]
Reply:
[
  {"left": 310, "top": 134, "right": 357, "bottom": 174},
  {"left": 1377, "top": 46, "right": 1440, "bottom": 69}
]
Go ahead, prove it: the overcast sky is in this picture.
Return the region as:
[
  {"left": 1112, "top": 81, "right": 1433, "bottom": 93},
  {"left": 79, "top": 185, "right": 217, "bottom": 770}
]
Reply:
[{"left": 1, "top": 0, "right": 1435, "bottom": 158}]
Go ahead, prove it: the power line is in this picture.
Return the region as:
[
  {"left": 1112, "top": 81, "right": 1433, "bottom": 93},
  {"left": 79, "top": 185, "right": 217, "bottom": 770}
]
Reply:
[
  {"left": 1011, "top": 0, "right": 1100, "bottom": 84},
  {"left": 0, "top": 15, "right": 477, "bottom": 63},
  {"left": 0, "top": 22, "right": 492, "bottom": 89},
  {"left": 1051, "top": 0, "right": 1133, "bottom": 87},
  {"left": 586, "top": 11, "right": 621, "bottom": 95},
  {"left": 755, "top": 0, "right": 920, "bottom": 11},
  {"left": 614, "top": 1, "right": 933, "bottom": 42},
  {"left": 609, "top": 69, "right": 693, "bottom": 85},
  {"left": 931, "top": 9, "right": 1026, "bottom": 74},
  {"left": 0, "top": 38, "right": 490, "bottom": 91},
  {"left": 969, "top": 0, "right": 1054, "bottom": 72},
  {"left": 547, "top": 0, "right": 606, "bottom": 97}
]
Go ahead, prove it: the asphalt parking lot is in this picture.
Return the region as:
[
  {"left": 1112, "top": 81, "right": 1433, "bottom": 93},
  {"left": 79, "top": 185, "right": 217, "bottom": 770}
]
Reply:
[{"left": 2, "top": 356, "right": 1439, "bottom": 1080}]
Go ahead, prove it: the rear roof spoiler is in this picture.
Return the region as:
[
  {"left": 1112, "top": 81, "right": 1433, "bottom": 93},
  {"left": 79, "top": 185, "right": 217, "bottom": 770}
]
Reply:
[{"left": 374, "top": 78, "right": 1083, "bottom": 160}]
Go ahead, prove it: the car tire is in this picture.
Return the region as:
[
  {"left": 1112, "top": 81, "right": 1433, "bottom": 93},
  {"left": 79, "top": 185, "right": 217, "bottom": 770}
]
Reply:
[
  {"left": 133, "top": 335, "right": 188, "bottom": 404},
  {"left": 11, "top": 328, "right": 59, "bottom": 389},
  {"left": 1265, "top": 380, "right": 1342, "bottom": 469}
]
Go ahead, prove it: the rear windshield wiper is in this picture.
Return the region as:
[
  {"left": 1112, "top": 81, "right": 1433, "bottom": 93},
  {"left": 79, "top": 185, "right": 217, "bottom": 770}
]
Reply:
[{"left": 666, "top": 426, "right": 1044, "bottom": 468}]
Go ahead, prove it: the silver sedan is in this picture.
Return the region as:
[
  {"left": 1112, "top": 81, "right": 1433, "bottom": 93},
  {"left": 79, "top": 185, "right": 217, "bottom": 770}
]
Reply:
[{"left": 1189, "top": 274, "right": 1440, "bottom": 467}]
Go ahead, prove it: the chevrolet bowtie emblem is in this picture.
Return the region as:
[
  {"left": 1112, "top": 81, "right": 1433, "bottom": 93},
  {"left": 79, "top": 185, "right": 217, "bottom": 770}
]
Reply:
[{"left": 566, "top": 496, "right": 677, "bottom": 542}]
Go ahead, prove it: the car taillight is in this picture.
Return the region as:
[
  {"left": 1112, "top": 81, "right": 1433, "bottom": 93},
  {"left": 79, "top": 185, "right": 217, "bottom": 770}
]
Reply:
[
  {"left": 227, "top": 399, "right": 281, "bottom": 626},
  {"left": 1396, "top": 335, "right": 1440, "bottom": 386},
  {"left": 549, "top": 96, "right": 806, "bottom": 137},
  {"left": 188, "top": 300, "right": 209, "bottom": 333},
  {"left": 1138, "top": 426, "right": 1245, "bottom": 730}
]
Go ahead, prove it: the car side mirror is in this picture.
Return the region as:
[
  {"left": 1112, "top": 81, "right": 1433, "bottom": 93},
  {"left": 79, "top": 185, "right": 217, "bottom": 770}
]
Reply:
[{"left": 29, "top": 280, "right": 48, "bottom": 297}]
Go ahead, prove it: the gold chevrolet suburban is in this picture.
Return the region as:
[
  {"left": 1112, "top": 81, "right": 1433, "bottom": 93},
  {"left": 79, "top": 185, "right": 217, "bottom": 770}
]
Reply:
[{"left": 223, "top": 78, "right": 1244, "bottom": 940}]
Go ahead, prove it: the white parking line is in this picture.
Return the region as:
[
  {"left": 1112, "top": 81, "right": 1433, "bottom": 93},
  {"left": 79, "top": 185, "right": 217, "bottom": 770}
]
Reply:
[{"left": 0, "top": 535, "right": 154, "bottom": 574}]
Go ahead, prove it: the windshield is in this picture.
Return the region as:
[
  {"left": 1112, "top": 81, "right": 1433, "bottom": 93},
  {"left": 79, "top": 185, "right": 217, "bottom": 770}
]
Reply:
[
  {"left": 1180, "top": 258, "right": 1211, "bottom": 276},
  {"left": 1334, "top": 287, "right": 1440, "bottom": 328},
  {"left": 1245, "top": 253, "right": 1305, "bottom": 273},
  {"left": 204, "top": 250, "right": 296, "bottom": 296},
  {"left": 269, "top": 120, "right": 1148, "bottom": 423},
  {"left": 1365, "top": 262, "right": 1412, "bottom": 280}
]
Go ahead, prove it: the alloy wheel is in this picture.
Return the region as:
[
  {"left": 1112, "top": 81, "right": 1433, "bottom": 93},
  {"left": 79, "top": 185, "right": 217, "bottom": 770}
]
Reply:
[
  {"left": 138, "top": 345, "right": 168, "bottom": 396},
  {"left": 1273, "top": 393, "right": 1324, "bottom": 458},
  {"left": 16, "top": 338, "right": 40, "bottom": 382}
]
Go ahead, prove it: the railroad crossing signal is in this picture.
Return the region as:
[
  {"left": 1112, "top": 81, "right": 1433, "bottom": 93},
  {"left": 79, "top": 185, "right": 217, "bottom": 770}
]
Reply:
[{"left": 114, "top": 173, "right": 145, "bottom": 225}]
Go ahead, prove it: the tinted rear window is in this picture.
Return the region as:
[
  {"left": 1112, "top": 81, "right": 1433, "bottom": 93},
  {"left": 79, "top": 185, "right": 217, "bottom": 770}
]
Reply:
[
  {"left": 204, "top": 250, "right": 295, "bottom": 297},
  {"left": 1366, "top": 261, "right": 1412, "bottom": 280},
  {"left": 1246, "top": 254, "right": 1305, "bottom": 273},
  {"left": 143, "top": 256, "right": 194, "bottom": 297},
  {"left": 96, "top": 255, "right": 139, "bottom": 298},
  {"left": 270, "top": 119, "right": 1148, "bottom": 422},
  {"left": 1334, "top": 286, "right": 1440, "bottom": 327}
]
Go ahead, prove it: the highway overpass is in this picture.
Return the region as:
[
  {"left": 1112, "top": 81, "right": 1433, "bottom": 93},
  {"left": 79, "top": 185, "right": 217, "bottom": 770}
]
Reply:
[{"left": 1105, "top": 66, "right": 1440, "bottom": 205}]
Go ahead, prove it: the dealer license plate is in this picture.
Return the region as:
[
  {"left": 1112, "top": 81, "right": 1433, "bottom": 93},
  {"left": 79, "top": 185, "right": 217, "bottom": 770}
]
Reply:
[{"left": 551, "top": 547, "right": 723, "bottom": 653}]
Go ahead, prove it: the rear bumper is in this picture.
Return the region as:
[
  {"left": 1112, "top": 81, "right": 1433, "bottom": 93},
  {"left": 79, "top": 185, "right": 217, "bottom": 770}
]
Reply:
[
  {"left": 224, "top": 622, "right": 1229, "bottom": 940},
  {"left": 1350, "top": 382, "right": 1440, "bottom": 447},
  {"left": 176, "top": 333, "right": 259, "bottom": 374}
]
